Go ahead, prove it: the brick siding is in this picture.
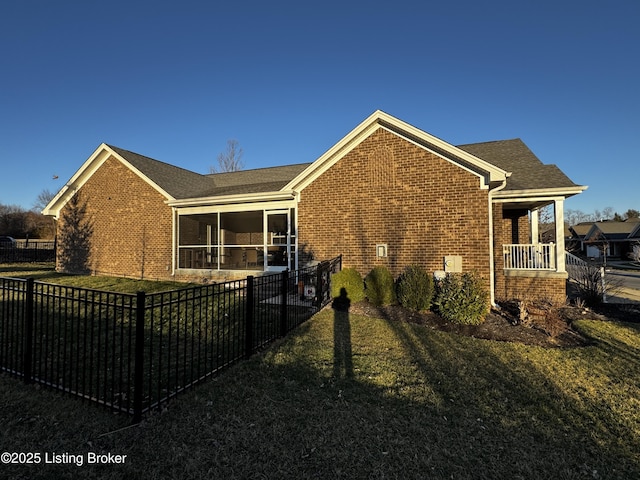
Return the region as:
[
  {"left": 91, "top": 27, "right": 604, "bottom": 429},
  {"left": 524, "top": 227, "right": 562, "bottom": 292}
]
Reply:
[
  {"left": 56, "top": 155, "right": 174, "bottom": 280},
  {"left": 297, "top": 127, "right": 491, "bottom": 287}
]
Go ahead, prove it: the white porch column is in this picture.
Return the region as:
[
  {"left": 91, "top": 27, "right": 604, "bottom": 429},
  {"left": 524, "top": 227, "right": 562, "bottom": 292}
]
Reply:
[
  {"left": 554, "top": 198, "right": 565, "bottom": 272},
  {"left": 530, "top": 209, "right": 539, "bottom": 244}
]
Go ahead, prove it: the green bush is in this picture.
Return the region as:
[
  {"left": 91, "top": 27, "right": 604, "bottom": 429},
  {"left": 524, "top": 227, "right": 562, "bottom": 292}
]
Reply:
[
  {"left": 364, "top": 266, "right": 397, "bottom": 306},
  {"left": 330, "top": 268, "right": 365, "bottom": 302},
  {"left": 396, "top": 265, "right": 434, "bottom": 311},
  {"left": 434, "top": 272, "right": 490, "bottom": 325}
]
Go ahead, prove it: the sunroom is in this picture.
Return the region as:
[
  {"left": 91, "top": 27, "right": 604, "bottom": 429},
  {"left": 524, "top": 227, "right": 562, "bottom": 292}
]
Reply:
[{"left": 171, "top": 200, "right": 298, "bottom": 275}]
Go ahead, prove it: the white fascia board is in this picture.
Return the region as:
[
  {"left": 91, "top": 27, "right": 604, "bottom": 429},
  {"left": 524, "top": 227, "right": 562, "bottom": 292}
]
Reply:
[
  {"left": 493, "top": 186, "right": 588, "bottom": 202},
  {"left": 167, "top": 190, "right": 296, "bottom": 208},
  {"left": 283, "top": 110, "right": 510, "bottom": 192},
  {"left": 41, "top": 144, "right": 113, "bottom": 217},
  {"left": 41, "top": 143, "right": 176, "bottom": 217},
  {"left": 177, "top": 199, "right": 297, "bottom": 215},
  {"left": 283, "top": 119, "right": 381, "bottom": 192},
  {"left": 375, "top": 111, "right": 509, "bottom": 183}
]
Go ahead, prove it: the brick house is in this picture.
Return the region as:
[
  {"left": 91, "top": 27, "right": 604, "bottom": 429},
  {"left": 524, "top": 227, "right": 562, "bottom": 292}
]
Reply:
[{"left": 43, "top": 111, "right": 586, "bottom": 304}]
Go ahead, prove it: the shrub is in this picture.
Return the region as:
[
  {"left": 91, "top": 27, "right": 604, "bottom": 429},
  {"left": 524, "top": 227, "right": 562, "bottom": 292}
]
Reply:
[
  {"left": 434, "top": 272, "right": 490, "bottom": 325},
  {"left": 571, "top": 263, "right": 622, "bottom": 307},
  {"left": 396, "top": 265, "right": 434, "bottom": 311},
  {"left": 364, "top": 266, "right": 397, "bottom": 306},
  {"left": 330, "top": 268, "right": 365, "bottom": 302}
]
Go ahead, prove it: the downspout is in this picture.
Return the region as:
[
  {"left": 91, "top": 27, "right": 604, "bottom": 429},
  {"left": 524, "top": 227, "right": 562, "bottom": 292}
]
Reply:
[
  {"left": 488, "top": 178, "right": 508, "bottom": 307},
  {"left": 171, "top": 207, "right": 177, "bottom": 276}
]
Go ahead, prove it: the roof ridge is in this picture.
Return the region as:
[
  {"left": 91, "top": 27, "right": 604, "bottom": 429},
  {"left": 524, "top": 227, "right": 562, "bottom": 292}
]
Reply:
[{"left": 206, "top": 162, "right": 313, "bottom": 177}]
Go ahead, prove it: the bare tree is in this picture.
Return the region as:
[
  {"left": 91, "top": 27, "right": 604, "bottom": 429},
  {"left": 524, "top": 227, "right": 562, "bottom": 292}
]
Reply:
[
  {"left": 601, "top": 206, "right": 614, "bottom": 221},
  {"left": 33, "top": 188, "right": 55, "bottom": 212},
  {"left": 210, "top": 139, "right": 244, "bottom": 173}
]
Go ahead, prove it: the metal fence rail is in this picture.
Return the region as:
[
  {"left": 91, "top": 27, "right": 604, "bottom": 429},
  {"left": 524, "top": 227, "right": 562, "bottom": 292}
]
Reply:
[
  {"left": 0, "top": 242, "right": 56, "bottom": 263},
  {"left": 0, "top": 256, "right": 341, "bottom": 422}
]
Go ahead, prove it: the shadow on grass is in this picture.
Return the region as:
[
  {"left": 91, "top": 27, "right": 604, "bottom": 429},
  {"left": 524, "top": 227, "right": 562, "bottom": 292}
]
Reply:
[
  {"left": 2, "top": 310, "right": 640, "bottom": 479},
  {"left": 332, "top": 288, "right": 353, "bottom": 378},
  {"left": 371, "top": 310, "right": 640, "bottom": 479}
]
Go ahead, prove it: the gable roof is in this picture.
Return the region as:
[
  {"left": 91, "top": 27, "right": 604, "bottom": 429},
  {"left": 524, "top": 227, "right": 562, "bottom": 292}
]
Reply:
[
  {"left": 112, "top": 145, "right": 311, "bottom": 199},
  {"left": 583, "top": 221, "right": 640, "bottom": 242},
  {"left": 107, "top": 145, "right": 215, "bottom": 199},
  {"left": 284, "top": 110, "right": 511, "bottom": 192},
  {"left": 569, "top": 222, "right": 593, "bottom": 239},
  {"left": 457, "top": 139, "right": 580, "bottom": 192},
  {"left": 43, "top": 111, "right": 586, "bottom": 214}
]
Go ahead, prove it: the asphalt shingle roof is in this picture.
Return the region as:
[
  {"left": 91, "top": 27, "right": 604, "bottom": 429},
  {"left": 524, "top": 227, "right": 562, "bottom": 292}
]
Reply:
[
  {"left": 110, "top": 144, "right": 310, "bottom": 199},
  {"left": 109, "top": 137, "right": 579, "bottom": 200},
  {"left": 108, "top": 145, "right": 214, "bottom": 199},
  {"left": 457, "top": 139, "right": 579, "bottom": 191}
]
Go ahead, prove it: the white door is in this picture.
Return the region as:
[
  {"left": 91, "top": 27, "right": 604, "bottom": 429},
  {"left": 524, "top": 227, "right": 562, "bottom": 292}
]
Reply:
[{"left": 264, "top": 210, "right": 294, "bottom": 271}]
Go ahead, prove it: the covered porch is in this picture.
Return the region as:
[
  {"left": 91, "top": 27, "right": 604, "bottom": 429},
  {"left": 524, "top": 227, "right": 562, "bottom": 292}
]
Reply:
[{"left": 493, "top": 194, "right": 572, "bottom": 303}]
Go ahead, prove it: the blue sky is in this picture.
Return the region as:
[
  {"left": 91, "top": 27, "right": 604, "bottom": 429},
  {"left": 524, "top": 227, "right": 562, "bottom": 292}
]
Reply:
[{"left": 1, "top": 0, "right": 638, "bottom": 218}]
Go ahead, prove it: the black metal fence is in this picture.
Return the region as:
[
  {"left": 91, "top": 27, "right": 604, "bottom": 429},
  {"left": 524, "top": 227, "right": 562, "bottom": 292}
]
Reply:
[
  {"left": 0, "top": 241, "right": 56, "bottom": 263},
  {"left": 0, "top": 256, "right": 341, "bottom": 422}
]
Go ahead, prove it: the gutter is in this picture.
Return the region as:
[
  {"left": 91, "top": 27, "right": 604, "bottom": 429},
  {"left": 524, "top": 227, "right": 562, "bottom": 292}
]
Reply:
[{"left": 488, "top": 179, "right": 509, "bottom": 307}]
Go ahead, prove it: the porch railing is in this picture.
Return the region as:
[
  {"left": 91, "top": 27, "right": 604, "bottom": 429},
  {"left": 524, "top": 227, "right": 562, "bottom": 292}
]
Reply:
[
  {"left": 565, "top": 251, "right": 590, "bottom": 280},
  {"left": 503, "top": 243, "right": 556, "bottom": 270}
]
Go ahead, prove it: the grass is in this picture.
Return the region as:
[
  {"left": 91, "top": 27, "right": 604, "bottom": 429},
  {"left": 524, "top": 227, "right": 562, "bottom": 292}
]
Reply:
[
  {"left": 1, "top": 302, "right": 639, "bottom": 479},
  {"left": 0, "top": 263, "right": 195, "bottom": 293}
]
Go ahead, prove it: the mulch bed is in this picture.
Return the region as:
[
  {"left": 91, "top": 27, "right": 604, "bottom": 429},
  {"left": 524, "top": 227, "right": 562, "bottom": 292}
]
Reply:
[{"left": 348, "top": 301, "right": 640, "bottom": 348}]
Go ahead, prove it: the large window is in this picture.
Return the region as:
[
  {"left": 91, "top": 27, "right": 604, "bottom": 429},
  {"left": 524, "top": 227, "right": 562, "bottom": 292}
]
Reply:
[{"left": 177, "top": 209, "right": 295, "bottom": 271}]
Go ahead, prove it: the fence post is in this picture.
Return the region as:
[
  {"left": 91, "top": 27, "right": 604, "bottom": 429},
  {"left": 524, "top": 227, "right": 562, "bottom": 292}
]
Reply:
[
  {"left": 23, "top": 278, "right": 34, "bottom": 384},
  {"left": 315, "top": 262, "right": 326, "bottom": 309},
  {"left": 600, "top": 267, "right": 607, "bottom": 304},
  {"left": 280, "top": 270, "right": 289, "bottom": 336},
  {"left": 132, "top": 291, "right": 146, "bottom": 424},
  {"left": 245, "top": 276, "right": 255, "bottom": 359}
]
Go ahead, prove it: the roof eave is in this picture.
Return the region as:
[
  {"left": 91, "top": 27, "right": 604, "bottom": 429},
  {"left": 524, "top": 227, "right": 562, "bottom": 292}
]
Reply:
[
  {"left": 283, "top": 110, "right": 510, "bottom": 192},
  {"left": 167, "top": 190, "right": 296, "bottom": 207},
  {"left": 41, "top": 143, "right": 176, "bottom": 218},
  {"left": 493, "top": 185, "right": 588, "bottom": 201}
]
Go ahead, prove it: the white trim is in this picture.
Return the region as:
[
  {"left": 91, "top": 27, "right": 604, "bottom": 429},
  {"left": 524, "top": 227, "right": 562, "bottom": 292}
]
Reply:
[
  {"left": 493, "top": 186, "right": 587, "bottom": 201},
  {"left": 176, "top": 199, "right": 297, "bottom": 215},
  {"left": 41, "top": 143, "right": 176, "bottom": 217},
  {"left": 283, "top": 110, "right": 510, "bottom": 193},
  {"left": 530, "top": 208, "right": 539, "bottom": 244},
  {"left": 167, "top": 191, "right": 296, "bottom": 208},
  {"left": 488, "top": 178, "right": 509, "bottom": 307},
  {"left": 554, "top": 199, "right": 566, "bottom": 272}
]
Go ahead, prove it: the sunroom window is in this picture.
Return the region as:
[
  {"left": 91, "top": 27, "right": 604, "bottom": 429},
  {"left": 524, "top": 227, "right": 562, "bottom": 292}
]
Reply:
[{"left": 177, "top": 209, "right": 295, "bottom": 271}]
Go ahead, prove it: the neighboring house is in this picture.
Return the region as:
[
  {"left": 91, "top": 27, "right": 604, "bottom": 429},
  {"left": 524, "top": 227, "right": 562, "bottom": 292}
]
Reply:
[
  {"left": 43, "top": 111, "right": 586, "bottom": 304},
  {"left": 570, "top": 219, "right": 640, "bottom": 259}
]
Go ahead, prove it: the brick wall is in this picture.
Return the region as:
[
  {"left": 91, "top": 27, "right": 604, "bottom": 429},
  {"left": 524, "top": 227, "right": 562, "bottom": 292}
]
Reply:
[
  {"left": 57, "top": 155, "right": 174, "bottom": 280},
  {"left": 297, "top": 127, "right": 491, "bottom": 286},
  {"left": 496, "top": 275, "right": 567, "bottom": 305},
  {"left": 493, "top": 204, "right": 567, "bottom": 303}
]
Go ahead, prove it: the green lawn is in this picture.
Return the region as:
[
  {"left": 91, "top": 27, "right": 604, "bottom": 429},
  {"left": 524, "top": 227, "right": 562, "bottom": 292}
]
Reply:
[
  {"left": 1, "top": 303, "right": 639, "bottom": 479},
  {"left": 0, "top": 263, "right": 196, "bottom": 292}
]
